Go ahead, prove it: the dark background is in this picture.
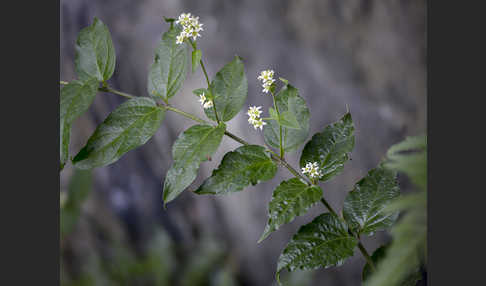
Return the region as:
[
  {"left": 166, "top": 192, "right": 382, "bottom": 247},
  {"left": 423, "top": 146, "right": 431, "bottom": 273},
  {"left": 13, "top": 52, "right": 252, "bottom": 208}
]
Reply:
[{"left": 60, "top": 0, "right": 426, "bottom": 285}]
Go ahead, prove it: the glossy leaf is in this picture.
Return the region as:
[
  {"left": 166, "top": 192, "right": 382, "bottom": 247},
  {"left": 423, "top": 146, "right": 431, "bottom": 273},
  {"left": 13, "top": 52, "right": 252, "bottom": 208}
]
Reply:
[
  {"left": 277, "top": 213, "right": 357, "bottom": 281},
  {"left": 204, "top": 56, "right": 248, "bottom": 122},
  {"left": 195, "top": 145, "right": 277, "bottom": 195},
  {"left": 259, "top": 178, "right": 322, "bottom": 243},
  {"left": 362, "top": 244, "right": 422, "bottom": 286},
  {"left": 299, "top": 112, "right": 354, "bottom": 182},
  {"left": 148, "top": 24, "right": 187, "bottom": 101},
  {"left": 60, "top": 79, "right": 99, "bottom": 169},
  {"left": 75, "top": 17, "right": 116, "bottom": 82},
  {"left": 384, "top": 135, "right": 427, "bottom": 190},
  {"left": 343, "top": 165, "right": 400, "bottom": 236},
  {"left": 192, "top": 49, "right": 202, "bottom": 73},
  {"left": 264, "top": 84, "right": 310, "bottom": 153},
  {"left": 163, "top": 124, "right": 226, "bottom": 205},
  {"left": 72, "top": 97, "right": 165, "bottom": 169}
]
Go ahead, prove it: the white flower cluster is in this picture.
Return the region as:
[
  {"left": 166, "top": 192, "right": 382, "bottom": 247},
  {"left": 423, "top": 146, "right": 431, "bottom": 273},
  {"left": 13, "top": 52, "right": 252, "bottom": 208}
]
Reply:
[
  {"left": 198, "top": 93, "right": 213, "bottom": 109},
  {"left": 302, "top": 162, "right": 323, "bottom": 179},
  {"left": 247, "top": 106, "right": 266, "bottom": 130},
  {"left": 175, "top": 13, "right": 204, "bottom": 44},
  {"left": 257, "top": 70, "right": 275, "bottom": 94}
]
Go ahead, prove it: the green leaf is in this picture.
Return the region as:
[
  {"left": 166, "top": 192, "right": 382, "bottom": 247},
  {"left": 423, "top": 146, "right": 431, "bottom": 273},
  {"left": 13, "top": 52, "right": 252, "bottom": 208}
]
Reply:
[
  {"left": 267, "top": 108, "right": 301, "bottom": 130},
  {"left": 148, "top": 24, "right": 187, "bottom": 102},
  {"left": 299, "top": 112, "right": 354, "bottom": 182},
  {"left": 269, "top": 107, "right": 279, "bottom": 121},
  {"left": 264, "top": 84, "right": 310, "bottom": 153},
  {"left": 362, "top": 244, "right": 422, "bottom": 286},
  {"left": 163, "top": 124, "right": 226, "bottom": 205},
  {"left": 193, "top": 88, "right": 212, "bottom": 101},
  {"left": 343, "top": 165, "right": 400, "bottom": 236},
  {"left": 277, "top": 213, "right": 357, "bottom": 280},
  {"left": 204, "top": 56, "right": 248, "bottom": 122},
  {"left": 195, "top": 145, "right": 277, "bottom": 195},
  {"left": 60, "top": 79, "right": 99, "bottom": 169},
  {"left": 364, "top": 192, "right": 426, "bottom": 286},
  {"left": 384, "top": 135, "right": 427, "bottom": 190},
  {"left": 75, "top": 17, "right": 116, "bottom": 82},
  {"left": 61, "top": 169, "right": 92, "bottom": 239},
  {"left": 192, "top": 49, "right": 202, "bottom": 73},
  {"left": 279, "top": 110, "right": 301, "bottom": 129},
  {"left": 72, "top": 97, "right": 165, "bottom": 169},
  {"left": 259, "top": 178, "right": 322, "bottom": 243}
]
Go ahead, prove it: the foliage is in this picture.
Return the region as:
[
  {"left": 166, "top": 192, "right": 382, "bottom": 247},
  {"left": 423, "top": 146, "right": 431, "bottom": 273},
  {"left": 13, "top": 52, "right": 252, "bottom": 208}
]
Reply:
[
  {"left": 60, "top": 15, "right": 426, "bottom": 285},
  {"left": 364, "top": 136, "right": 427, "bottom": 286},
  {"left": 60, "top": 169, "right": 92, "bottom": 239},
  {"left": 61, "top": 227, "right": 235, "bottom": 286}
]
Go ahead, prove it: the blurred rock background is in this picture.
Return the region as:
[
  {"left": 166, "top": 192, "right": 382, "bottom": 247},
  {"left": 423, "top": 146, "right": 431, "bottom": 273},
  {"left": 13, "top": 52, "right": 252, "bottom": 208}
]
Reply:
[{"left": 60, "top": 0, "right": 426, "bottom": 285}]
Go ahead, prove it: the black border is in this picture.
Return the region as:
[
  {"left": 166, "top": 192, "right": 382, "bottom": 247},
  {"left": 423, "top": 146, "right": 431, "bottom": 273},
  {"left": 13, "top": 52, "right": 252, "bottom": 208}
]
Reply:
[
  {"left": 5, "top": 0, "right": 60, "bottom": 285},
  {"left": 428, "top": 1, "right": 485, "bottom": 285}
]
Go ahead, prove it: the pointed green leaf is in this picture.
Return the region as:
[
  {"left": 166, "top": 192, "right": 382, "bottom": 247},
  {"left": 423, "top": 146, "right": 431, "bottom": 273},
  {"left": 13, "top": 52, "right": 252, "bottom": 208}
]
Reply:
[
  {"left": 264, "top": 84, "right": 310, "bottom": 153},
  {"left": 148, "top": 24, "right": 187, "bottom": 101},
  {"left": 195, "top": 145, "right": 277, "bottom": 195},
  {"left": 192, "top": 49, "right": 202, "bottom": 73},
  {"left": 204, "top": 56, "right": 248, "bottom": 122},
  {"left": 269, "top": 107, "right": 279, "bottom": 121},
  {"left": 362, "top": 244, "right": 422, "bottom": 286},
  {"left": 60, "top": 79, "right": 99, "bottom": 169},
  {"left": 277, "top": 213, "right": 357, "bottom": 277},
  {"left": 299, "top": 112, "right": 354, "bottom": 182},
  {"left": 364, "top": 192, "right": 426, "bottom": 286},
  {"left": 259, "top": 178, "right": 322, "bottom": 242},
  {"left": 279, "top": 110, "right": 301, "bottom": 129},
  {"left": 75, "top": 17, "right": 116, "bottom": 82},
  {"left": 384, "top": 135, "right": 427, "bottom": 190},
  {"left": 72, "top": 97, "right": 165, "bottom": 169},
  {"left": 163, "top": 124, "right": 226, "bottom": 205},
  {"left": 343, "top": 165, "right": 400, "bottom": 236}
]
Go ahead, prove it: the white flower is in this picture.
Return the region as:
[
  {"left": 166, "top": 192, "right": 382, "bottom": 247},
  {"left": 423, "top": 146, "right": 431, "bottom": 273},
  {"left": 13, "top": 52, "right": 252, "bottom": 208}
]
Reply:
[
  {"left": 198, "top": 92, "right": 213, "bottom": 109},
  {"left": 262, "top": 79, "right": 275, "bottom": 93},
  {"left": 176, "top": 13, "right": 192, "bottom": 25},
  {"left": 198, "top": 93, "right": 207, "bottom": 105},
  {"left": 302, "top": 162, "right": 323, "bottom": 179},
  {"left": 203, "top": 100, "right": 213, "bottom": 109},
  {"left": 252, "top": 118, "right": 267, "bottom": 130},
  {"left": 247, "top": 106, "right": 262, "bottom": 118},
  {"left": 176, "top": 13, "right": 204, "bottom": 44},
  {"left": 258, "top": 70, "right": 274, "bottom": 82},
  {"left": 190, "top": 30, "right": 201, "bottom": 41},
  {"left": 258, "top": 69, "right": 276, "bottom": 94},
  {"left": 176, "top": 33, "right": 186, "bottom": 44},
  {"left": 247, "top": 105, "right": 266, "bottom": 130}
]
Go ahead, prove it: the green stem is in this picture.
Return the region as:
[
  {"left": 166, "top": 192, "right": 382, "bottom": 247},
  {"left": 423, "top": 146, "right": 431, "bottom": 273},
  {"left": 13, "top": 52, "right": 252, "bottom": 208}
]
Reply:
[
  {"left": 189, "top": 39, "right": 221, "bottom": 124},
  {"left": 224, "top": 131, "right": 249, "bottom": 146},
  {"left": 320, "top": 198, "right": 338, "bottom": 217},
  {"left": 99, "top": 86, "right": 134, "bottom": 99},
  {"left": 98, "top": 85, "right": 374, "bottom": 268},
  {"left": 358, "top": 241, "right": 376, "bottom": 271},
  {"left": 319, "top": 199, "right": 375, "bottom": 271},
  {"left": 199, "top": 59, "right": 220, "bottom": 124},
  {"left": 162, "top": 105, "right": 208, "bottom": 124},
  {"left": 270, "top": 90, "right": 284, "bottom": 159}
]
